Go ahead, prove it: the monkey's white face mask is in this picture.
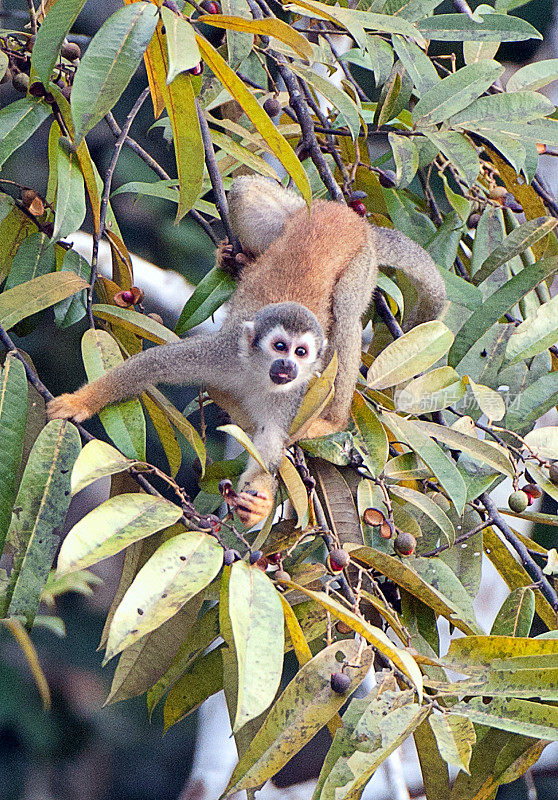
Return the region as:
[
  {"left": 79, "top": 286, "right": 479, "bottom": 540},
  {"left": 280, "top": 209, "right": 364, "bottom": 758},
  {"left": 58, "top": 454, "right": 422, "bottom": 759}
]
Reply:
[{"left": 241, "top": 321, "right": 324, "bottom": 393}]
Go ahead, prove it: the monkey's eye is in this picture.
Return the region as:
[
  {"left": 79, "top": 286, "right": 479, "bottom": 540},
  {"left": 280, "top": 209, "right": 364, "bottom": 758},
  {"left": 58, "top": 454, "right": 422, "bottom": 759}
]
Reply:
[
  {"left": 295, "top": 346, "right": 308, "bottom": 358},
  {"left": 273, "top": 341, "right": 287, "bottom": 352}
]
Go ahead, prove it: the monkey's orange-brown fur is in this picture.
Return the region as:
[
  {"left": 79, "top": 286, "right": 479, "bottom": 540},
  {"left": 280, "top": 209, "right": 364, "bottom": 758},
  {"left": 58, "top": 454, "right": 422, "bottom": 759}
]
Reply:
[{"left": 235, "top": 201, "right": 370, "bottom": 331}]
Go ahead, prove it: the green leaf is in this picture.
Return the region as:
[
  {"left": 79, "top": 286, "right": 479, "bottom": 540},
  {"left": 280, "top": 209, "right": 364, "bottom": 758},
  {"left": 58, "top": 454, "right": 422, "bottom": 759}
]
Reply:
[
  {"left": 465, "top": 378, "right": 505, "bottom": 422},
  {"left": 164, "top": 646, "right": 224, "bottom": 730},
  {"left": 507, "top": 58, "right": 558, "bottom": 92},
  {"left": 417, "top": 13, "right": 542, "bottom": 42},
  {"left": 390, "top": 485, "right": 454, "bottom": 545},
  {"left": 320, "top": 700, "right": 429, "bottom": 800},
  {"left": 350, "top": 547, "right": 482, "bottom": 635},
  {"left": 424, "top": 131, "right": 480, "bottom": 186},
  {"left": 174, "top": 267, "right": 236, "bottom": 335},
  {"left": 286, "top": 1, "right": 426, "bottom": 47},
  {"left": 4, "top": 231, "right": 56, "bottom": 291},
  {"left": 0, "top": 98, "right": 51, "bottom": 169},
  {"left": 413, "top": 420, "right": 513, "bottom": 476},
  {"left": 473, "top": 217, "right": 557, "bottom": 286},
  {"left": 56, "top": 493, "right": 183, "bottom": 575},
  {"left": 147, "top": 604, "right": 220, "bottom": 714},
  {"left": 52, "top": 137, "right": 86, "bottom": 241},
  {"left": 145, "top": 387, "right": 206, "bottom": 469},
  {"left": 524, "top": 427, "right": 558, "bottom": 461},
  {"left": 224, "top": 639, "right": 375, "bottom": 796},
  {"left": 105, "top": 596, "right": 204, "bottom": 705},
  {"left": 71, "top": 2, "right": 158, "bottom": 143},
  {"left": 429, "top": 714, "right": 476, "bottom": 774},
  {"left": 70, "top": 439, "right": 137, "bottom": 496},
  {"left": 54, "top": 248, "right": 89, "bottom": 328},
  {"left": 228, "top": 560, "right": 285, "bottom": 732},
  {"left": 160, "top": 5, "right": 201, "bottom": 82},
  {"left": 392, "top": 36, "right": 440, "bottom": 96},
  {"left": 453, "top": 697, "right": 558, "bottom": 740},
  {"left": 278, "top": 456, "right": 309, "bottom": 528},
  {"left": 105, "top": 531, "right": 223, "bottom": 660},
  {"left": 0, "top": 355, "right": 28, "bottom": 553},
  {"left": 217, "top": 424, "right": 269, "bottom": 473},
  {"left": 382, "top": 413, "right": 467, "bottom": 514},
  {"left": 280, "top": 582, "right": 424, "bottom": 696},
  {"left": 81, "top": 328, "right": 146, "bottom": 460},
  {"left": 449, "top": 90, "right": 554, "bottom": 128},
  {"left": 388, "top": 133, "right": 418, "bottom": 188},
  {"left": 292, "top": 64, "right": 362, "bottom": 141},
  {"left": 351, "top": 393, "right": 388, "bottom": 478},
  {"left": 290, "top": 353, "right": 337, "bottom": 438},
  {"left": 367, "top": 321, "right": 454, "bottom": 390},
  {"left": 394, "top": 366, "right": 465, "bottom": 415},
  {"left": 2, "top": 420, "right": 81, "bottom": 625},
  {"left": 196, "top": 34, "right": 311, "bottom": 204},
  {"left": 0, "top": 271, "right": 89, "bottom": 330},
  {"left": 31, "top": 0, "right": 88, "bottom": 86},
  {"left": 491, "top": 588, "right": 535, "bottom": 637},
  {"left": 412, "top": 60, "right": 503, "bottom": 125},
  {"left": 449, "top": 257, "right": 558, "bottom": 367},
  {"left": 506, "top": 372, "right": 558, "bottom": 433},
  {"left": 163, "top": 73, "right": 204, "bottom": 222},
  {"left": 505, "top": 294, "right": 558, "bottom": 365},
  {"left": 92, "top": 304, "right": 180, "bottom": 345}
]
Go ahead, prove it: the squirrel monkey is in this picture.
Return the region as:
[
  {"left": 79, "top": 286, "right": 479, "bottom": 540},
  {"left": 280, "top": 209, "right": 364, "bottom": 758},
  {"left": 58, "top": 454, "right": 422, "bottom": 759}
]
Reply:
[{"left": 48, "top": 177, "right": 446, "bottom": 527}]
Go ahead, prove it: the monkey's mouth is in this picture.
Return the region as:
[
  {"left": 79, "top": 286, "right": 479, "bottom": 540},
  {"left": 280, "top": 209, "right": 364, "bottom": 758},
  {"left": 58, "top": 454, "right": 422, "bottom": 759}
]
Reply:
[{"left": 270, "top": 359, "right": 297, "bottom": 385}]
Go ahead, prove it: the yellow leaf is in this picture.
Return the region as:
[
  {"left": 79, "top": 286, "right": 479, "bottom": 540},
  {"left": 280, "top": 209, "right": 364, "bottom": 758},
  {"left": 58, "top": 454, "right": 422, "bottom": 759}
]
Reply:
[
  {"left": 196, "top": 34, "right": 311, "bottom": 205},
  {"left": 199, "top": 14, "right": 313, "bottom": 61}
]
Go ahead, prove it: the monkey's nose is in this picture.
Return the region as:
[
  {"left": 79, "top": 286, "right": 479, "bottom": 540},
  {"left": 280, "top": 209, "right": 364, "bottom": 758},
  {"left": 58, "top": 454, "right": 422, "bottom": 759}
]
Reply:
[{"left": 270, "top": 359, "right": 297, "bottom": 385}]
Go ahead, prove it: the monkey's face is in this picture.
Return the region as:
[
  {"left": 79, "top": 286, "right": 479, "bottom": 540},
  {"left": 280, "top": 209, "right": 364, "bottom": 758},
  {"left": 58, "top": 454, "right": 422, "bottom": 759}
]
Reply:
[{"left": 242, "top": 321, "right": 323, "bottom": 392}]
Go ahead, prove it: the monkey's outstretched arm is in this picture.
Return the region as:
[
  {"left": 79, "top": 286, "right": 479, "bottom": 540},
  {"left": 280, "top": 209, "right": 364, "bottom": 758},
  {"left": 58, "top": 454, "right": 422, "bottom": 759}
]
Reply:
[{"left": 47, "top": 333, "right": 232, "bottom": 423}]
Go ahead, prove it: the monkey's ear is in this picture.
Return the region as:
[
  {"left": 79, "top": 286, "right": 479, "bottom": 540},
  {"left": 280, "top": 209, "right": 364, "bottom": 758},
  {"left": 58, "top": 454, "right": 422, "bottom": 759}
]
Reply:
[{"left": 243, "top": 320, "right": 256, "bottom": 346}]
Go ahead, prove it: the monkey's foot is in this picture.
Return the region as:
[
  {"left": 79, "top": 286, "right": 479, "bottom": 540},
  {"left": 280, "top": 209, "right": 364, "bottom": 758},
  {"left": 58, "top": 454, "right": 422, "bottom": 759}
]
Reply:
[
  {"left": 235, "top": 489, "right": 273, "bottom": 528},
  {"left": 303, "top": 418, "right": 344, "bottom": 440},
  {"left": 47, "top": 391, "right": 94, "bottom": 423},
  {"left": 216, "top": 241, "right": 254, "bottom": 277}
]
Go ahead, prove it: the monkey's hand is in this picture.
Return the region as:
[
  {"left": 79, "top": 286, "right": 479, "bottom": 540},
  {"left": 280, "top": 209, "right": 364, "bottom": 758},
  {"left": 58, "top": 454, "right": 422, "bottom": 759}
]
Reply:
[
  {"left": 47, "top": 386, "right": 96, "bottom": 423},
  {"left": 217, "top": 240, "right": 254, "bottom": 278},
  {"left": 235, "top": 473, "right": 275, "bottom": 528}
]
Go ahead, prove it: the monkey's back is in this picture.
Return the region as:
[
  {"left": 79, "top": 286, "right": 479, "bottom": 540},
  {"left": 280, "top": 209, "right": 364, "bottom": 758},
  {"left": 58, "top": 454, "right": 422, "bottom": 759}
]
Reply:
[{"left": 233, "top": 200, "right": 371, "bottom": 332}]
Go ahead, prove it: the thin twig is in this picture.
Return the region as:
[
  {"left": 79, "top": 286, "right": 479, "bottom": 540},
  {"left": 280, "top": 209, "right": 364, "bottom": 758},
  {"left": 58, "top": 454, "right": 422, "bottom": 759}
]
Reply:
[
  {"left": 88, "top": 87, "right": 150, "bottom": 326},
  {"left": 374, "top": 290, "right": 403, "bottom": 338},
  {"left": 26, "top": 0, "right": 37, "bottom": 35},
  {"left": 421, "top": 518, "right": 492, "bottom": 558},
  {"left": 104, "top": 112, "right": 218, "bottom": 245},
  {"left": 196, "top": 99, "right": 238, "bottom": 248},
  {"left": 481, "top": 492, "right": 558, "bottom": 612},
  {"left": 532, "top": 175, "right": 558, "bottom": 218}
]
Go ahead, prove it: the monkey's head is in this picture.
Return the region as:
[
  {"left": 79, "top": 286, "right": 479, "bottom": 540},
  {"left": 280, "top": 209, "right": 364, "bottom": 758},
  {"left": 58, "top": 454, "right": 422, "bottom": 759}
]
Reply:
[{"left": 242, "top": 303, "right": 325, "bottom": 391}]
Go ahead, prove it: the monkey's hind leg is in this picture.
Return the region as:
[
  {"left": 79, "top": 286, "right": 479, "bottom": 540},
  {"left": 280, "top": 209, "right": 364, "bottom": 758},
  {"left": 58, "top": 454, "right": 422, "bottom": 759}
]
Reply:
[{"left": 304, "top": 240, "right": 377, "bottom": 439}]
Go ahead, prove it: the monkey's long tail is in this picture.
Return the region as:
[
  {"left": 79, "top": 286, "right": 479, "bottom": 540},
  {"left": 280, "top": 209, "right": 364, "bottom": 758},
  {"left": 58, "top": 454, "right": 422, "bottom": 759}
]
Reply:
[{"left": 370, "top": 228, "right": 447, "bottom": 330}]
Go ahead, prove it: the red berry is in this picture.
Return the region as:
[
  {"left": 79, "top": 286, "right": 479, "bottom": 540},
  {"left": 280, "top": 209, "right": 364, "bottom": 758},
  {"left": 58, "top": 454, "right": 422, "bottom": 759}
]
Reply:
[
  {"left": 189, "top": 62, "right": 204, "bottom": 76},
  {"left": 349, "top": 200, "right": 367, "bottom": 217},
  {"left": 121, "top": 290, "right": 134, "bottom": 303},
  {"left": 327, "top": 548, "right": 350, "bottom": 573},
  {"left": 394, "top": 532, "right": 416, "bottom": 556},
  {"left": 201, "top": 0, "right": 220, "bottom": 12},
  {"left": 267, "top": 552, "right": 282, "bottom": 564}
]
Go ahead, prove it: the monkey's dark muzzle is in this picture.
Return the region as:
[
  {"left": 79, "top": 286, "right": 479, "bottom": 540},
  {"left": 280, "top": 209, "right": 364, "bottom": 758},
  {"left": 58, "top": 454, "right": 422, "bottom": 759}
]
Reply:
[{"left": 270, "top": 359, "right": 297, "bottom": 385}]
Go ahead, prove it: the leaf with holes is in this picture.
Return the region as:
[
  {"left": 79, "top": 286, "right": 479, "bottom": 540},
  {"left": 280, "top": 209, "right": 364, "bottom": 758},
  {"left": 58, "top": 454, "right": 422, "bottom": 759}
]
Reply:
[{"left": 105, "top": 531, "right": 222, "bottom": 661}]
